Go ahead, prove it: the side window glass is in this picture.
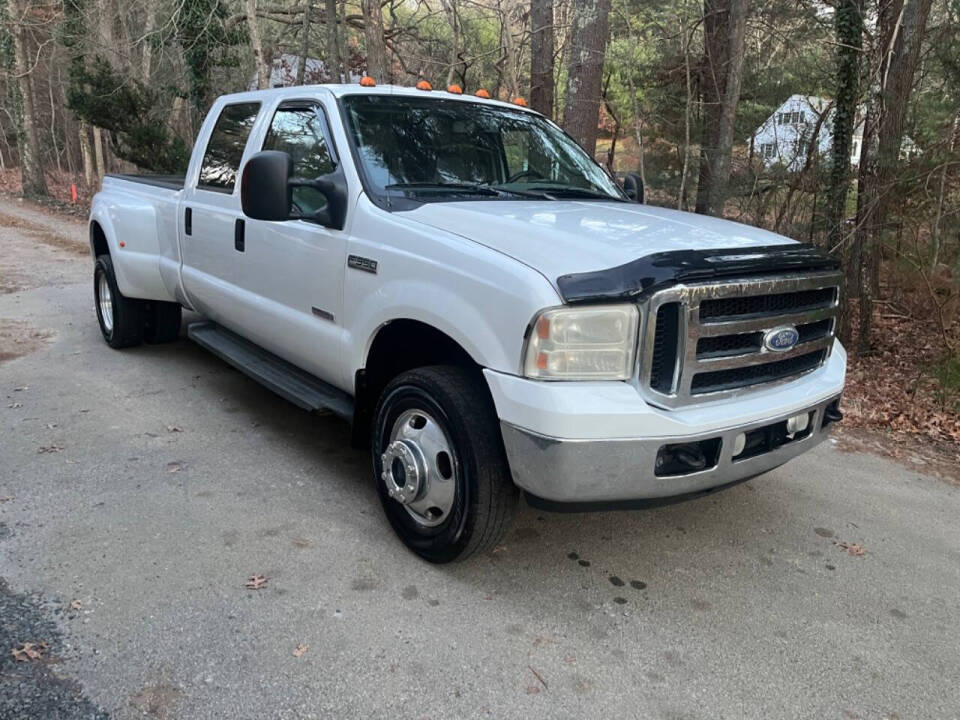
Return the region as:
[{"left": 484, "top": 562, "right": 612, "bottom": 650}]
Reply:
[
  {"left": 198, "top": 102, "right": 261, "bottom": 192},
  {"left": 262, "top": 105, "right": 336, "bottom": 216}
]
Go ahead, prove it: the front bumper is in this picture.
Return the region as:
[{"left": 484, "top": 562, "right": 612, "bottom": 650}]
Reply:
[{"left": 500, "top": 394, "right": 841, "bottom": 504}]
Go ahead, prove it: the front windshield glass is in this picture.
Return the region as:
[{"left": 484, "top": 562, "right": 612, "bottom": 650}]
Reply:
[{"left": 341, "top": 95, "right": 625, "bottom": 201}]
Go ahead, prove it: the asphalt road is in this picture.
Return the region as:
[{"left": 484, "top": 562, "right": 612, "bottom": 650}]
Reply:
[{"left": 1, "top": 198, "right": 959, "bottom": 720}]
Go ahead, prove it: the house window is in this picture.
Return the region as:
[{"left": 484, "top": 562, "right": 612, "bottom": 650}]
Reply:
[{"left": 761, "top": 143, "right": 776, "bottom": 159}]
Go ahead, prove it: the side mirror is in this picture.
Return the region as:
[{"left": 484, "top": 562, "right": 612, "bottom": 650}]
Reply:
[
  {"left": 240, "top": 150, "right": 348, "bottom": 231},
  {"left": 241, "top": 151, "right": 291, "bottom": 221},
  {"left": 623, "top": 172, "right": 644, "bottom": 204}
]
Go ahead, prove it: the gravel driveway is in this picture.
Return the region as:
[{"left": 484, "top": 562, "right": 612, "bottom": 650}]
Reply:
[{"left": 1, "top": 198, "right": 959, "bottom": 719}]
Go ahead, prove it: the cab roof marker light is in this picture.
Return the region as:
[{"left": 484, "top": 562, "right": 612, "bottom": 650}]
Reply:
[
  {"left": 512, "top": 97, "right": 527, "bottom": 107},
  {"left": 360, "top": 76, "right": 376, "bottom": 87},
  {"left": 475, "top": 89, "right": 491, "bottom": 99},
  {"left": 447, "top": 84, "right": 463, "bottom": 94},
  {"left": 416, "top": 80, "right": 433, "bottom": 91}
]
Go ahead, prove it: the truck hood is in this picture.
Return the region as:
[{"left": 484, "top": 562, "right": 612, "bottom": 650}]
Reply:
[{"left": 406, "top": 200, "right": 796, "bottom": 281}]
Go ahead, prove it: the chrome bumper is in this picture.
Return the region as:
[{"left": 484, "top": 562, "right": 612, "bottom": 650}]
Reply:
[{"left": 501, "top": 395, "right": 841, "bottom": 504}]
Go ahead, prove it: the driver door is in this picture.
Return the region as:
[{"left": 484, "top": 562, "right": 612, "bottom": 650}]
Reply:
[{"left": 237, "top": 101, "right": 347, "bottom": 385}]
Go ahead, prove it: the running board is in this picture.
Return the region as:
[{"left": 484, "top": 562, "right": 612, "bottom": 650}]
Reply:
[{"left": 187, "top": 322, "right": 354, "bottom": 420}]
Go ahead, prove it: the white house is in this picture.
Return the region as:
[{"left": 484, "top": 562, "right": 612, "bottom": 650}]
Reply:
[
  {"left": 248, "top": 54, "right": 361, "bottom": 90},
  {"left": 751, "top": 94, "right": 919, "bottom": 172}
]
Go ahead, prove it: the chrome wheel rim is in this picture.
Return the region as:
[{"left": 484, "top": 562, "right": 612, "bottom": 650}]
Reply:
[
  {"left": 381, "top": 408, "right": 457, "bottom": 528},
  {"left": 97, "top": 273, "right": 114, "bottom": 333}
]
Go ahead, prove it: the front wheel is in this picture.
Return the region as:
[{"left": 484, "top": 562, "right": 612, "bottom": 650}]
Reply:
[{"left": 372, "top": 366, "right": 518, "bottom": 563}]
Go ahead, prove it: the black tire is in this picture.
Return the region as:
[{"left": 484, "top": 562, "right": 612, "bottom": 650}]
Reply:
[
  {"left": 94, "top": 255, "right": 144, "bottom": 349},
  {"left": 372, "top": 366, "right": 518, "bottom": 563},
  {"left": 144, "top": 301, "right": 182, "bottom": 344}
]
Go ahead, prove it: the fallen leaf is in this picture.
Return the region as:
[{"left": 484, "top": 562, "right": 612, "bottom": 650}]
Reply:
[
  {"left": 68, "top": 600, "right": 83, "bottom": 611},
  {"left": 166, "top": 425, "right": 182, "bottom": 433},
  {"left": 0, "top": 496, "right": 13, "bottom": 504},
  {"left": 835, "top": 540, "right": 866, "bottom": 557},
  {"left": 525, "top": 686, "right": 540, "bottom": 695},
  {"left": 12, "top": 641, "right": 48, "bottom": 662},
  {"left": 37, "top": 445, "right": 63, "bottom": 454},
  {"left": 7, "top": 402, "right": 22, "bottom": 409},
  {"left": 166, "top": 461, "right": 184, "bottom": 473},
  {"left": 46, "top": 423, "right": 57, "bottom": 429},
  {"left": 246, "top": 574, "right": 268, "bottom": 590},
  {"left": 13, "top": 386, "right": 28, "bottom": 392},
  {"left": 292, "top": 643, "right": 308, "bottom": 657}
]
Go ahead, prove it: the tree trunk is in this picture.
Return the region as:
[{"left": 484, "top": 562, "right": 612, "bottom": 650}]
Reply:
[
  {"left": 500, "top": 0, "right": 522, "bottom": 99},
  {"left": 79, "top": 121, "right": 95, "bottom": 188},
  {"left": 362, "top": 0, "right": 389, "bottom": 82},
  {"left": 827, "top": 0, "right": 864, "bottom": 345},
  {"left": 93, "top": 126, "right": 106, "bottom": 179},
  {"left": 855, "top": 0, "right": 934, "bottom": 353},
  {"left": 442, "top": 0, "right": 460, "bottom": 87},
  {"left": 11, "top": 0, "right": 48, "bottom": 197},
  {"left": 297, "top": 0, "right": 313, "bottom": 85},
  {"left": 247, "top": 0, "right": 271, "bottom": 89},
  {"left": 325, "top": 0, "right": 342, "bottom": 82},
  {"left": 141, "top": 1, "right": 157, "bottom": 82},
  {"left": 529, "top": 0, "right": 554, "bottom": 116},
  {"left": 694, "top": 0, "right": 748, "bottom": 216},
  {"left": 562, "top": 0, "right": 611, "bottom": 156}
]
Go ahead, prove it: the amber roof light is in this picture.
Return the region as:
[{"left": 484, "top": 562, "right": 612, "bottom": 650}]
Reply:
[
  {"left": 512, "top": 97, "right": 527, "bottom": 107},
  {"left": 416, "top": 80, "right": 433, "bottom": 91},
  {"left": 475, "top": 89, "right": 491, "bottom": 99},
  {"left": 360, "top": 76, "right": 376, "bottom": 87},
  {"left": 447, "top": 84, "right": 463, "bottom": 94}
]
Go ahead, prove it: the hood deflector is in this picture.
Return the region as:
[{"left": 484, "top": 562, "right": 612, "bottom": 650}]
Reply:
[{"left": 556, "top": 243, "right": 840, "bottom": 304}]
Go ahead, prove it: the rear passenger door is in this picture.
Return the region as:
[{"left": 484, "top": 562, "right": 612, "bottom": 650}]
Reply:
[
  {"left": 237, "top": 101, "right": 348, "bottom": 384},
  {"left": 180, "top": 101, "right": 261, "bottom": 325}
]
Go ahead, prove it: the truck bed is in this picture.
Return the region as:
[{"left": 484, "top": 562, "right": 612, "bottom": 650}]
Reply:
[{"left": 105, "top": 173, "right": 185, "bottom": 190}]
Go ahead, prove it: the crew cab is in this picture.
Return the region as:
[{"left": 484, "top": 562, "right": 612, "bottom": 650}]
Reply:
[{"left": 89, "top": 83, "right": 845, "bottom": 562}]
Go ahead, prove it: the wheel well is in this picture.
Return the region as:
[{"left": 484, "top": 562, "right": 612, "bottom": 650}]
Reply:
[
  {"left": 90, "top": 221, "right": 109, "bottom": 258},
  {"left": 351, "top": 320, "right": 479, "bottom": 447}
]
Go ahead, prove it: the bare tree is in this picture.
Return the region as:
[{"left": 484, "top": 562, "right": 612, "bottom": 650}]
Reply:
[
  {"left": 562, "top": 0, "right": 612, "bottom": 156},
  {"left": 694, "top": 0, "right": 749, "bottom": 216},
  {"left": 326, "top": 0, "right": 342, "bottom": 82},
  {"left": 11, "top": 0, "right": 48, "bottom": 196},
  {"left": 529, "top": 0, "right": 554, "bottom": 116},
  {"left": 297, "top": 0, "right": 313, "bottom": 85},
  {"left": 247, "top": 0, "right": 271, "bottom": 89},
  {"left": 855, "top": 0, "right": 935, "bottom": 352},
  {"left": 362, "top": 0, "right": 389, "bottom": 81}
]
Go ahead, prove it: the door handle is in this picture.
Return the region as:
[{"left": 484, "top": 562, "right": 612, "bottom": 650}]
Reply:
[
  {"left": 234, "top": 218, "right": 245, "bottom": 252},
  {"left": 184, "top": 207, "right": 192, "bottom": 236}
]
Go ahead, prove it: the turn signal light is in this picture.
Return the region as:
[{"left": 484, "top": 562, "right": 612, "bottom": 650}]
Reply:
[
  {"left": 360, "top": 76, "right": 376, "bottom": 87},
  {"left": 416, "top": 80, "right": 433, "bottom": 91},
  {"left": 475, "top": 89, "right": 491, "bottom": 99},
  {"left": 447, "top": 84, "right": 463, "bottom": 94}
]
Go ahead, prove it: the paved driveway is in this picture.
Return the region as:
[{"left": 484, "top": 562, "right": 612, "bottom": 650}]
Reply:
[{"left": 1, "top": 199, "right": 958, "bottom": 719}]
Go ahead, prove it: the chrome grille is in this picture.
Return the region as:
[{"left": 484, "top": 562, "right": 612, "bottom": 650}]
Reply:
[{"left": 639, "top": 271, "right": 841, "bottom": 407}]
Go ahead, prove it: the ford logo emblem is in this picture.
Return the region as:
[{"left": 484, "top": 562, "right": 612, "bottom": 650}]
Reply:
[{"left": 763, "top": 326, "right": 800, "bottom": 352}]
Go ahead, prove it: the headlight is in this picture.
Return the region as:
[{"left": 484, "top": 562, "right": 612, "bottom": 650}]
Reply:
[{"left": 523, "top": 305, "right": 640, "bottom": 380}]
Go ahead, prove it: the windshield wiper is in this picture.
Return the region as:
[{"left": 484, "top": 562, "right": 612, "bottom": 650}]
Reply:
[
  {"left": 385, "top": 182, "right": 502, "bottom": 197},
  {"left": 524, "top": 186, "right": 625, "bottom": 201},
  {"left": 385, "top": 182, "right": 554, "bottom": 200}
]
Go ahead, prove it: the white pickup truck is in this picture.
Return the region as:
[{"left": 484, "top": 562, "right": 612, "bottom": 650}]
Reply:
[{"left": 89, "top": 83, "right": 845, "bottom": 562}]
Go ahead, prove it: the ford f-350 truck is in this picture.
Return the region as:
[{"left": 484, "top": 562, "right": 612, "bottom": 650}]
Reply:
[{"left": 89, "top": 83, "right": 845, "bottom": 562}]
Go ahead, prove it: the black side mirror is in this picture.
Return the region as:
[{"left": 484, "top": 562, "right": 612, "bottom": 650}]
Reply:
[
  {"left": 623, "top": 172, "right": 644, "bottom": 204},
  {"left": 241, "top": 151, "right": 291, "bottom": 221},
  {"left": 241, "top": 150, "right": 348, "bottom": 231}
]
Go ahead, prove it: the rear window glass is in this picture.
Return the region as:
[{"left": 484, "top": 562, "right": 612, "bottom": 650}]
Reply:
[{"left": 198, "top": 102, "right": 261, "bottom": 191}]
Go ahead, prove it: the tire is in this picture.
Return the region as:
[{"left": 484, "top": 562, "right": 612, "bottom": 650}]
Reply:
[
  {"left": 372, "top": 366, "right": 518, "bottom": 563},
  {"left": 143, "top": 301, "right": 182, "bottom": 344},
  {"left": 94, "top": 255, "right": 144, "bottom": 349}
]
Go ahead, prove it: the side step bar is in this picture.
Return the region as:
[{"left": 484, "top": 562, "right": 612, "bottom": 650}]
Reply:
[{"left": 187, "top": 322, "right": 354, "bottom": 421}]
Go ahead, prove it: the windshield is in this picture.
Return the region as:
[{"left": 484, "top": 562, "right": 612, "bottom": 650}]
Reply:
[{"left": 341, "top": 95, "right": 625, "bottom": 202}]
